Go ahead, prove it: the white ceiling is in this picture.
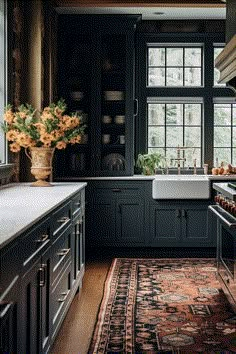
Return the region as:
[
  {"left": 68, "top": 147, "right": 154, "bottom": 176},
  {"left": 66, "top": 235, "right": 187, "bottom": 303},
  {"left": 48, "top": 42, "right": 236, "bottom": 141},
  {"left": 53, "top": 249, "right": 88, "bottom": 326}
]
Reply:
[{"left": 56, "top": 6, "right": 226, "bottom": 20}]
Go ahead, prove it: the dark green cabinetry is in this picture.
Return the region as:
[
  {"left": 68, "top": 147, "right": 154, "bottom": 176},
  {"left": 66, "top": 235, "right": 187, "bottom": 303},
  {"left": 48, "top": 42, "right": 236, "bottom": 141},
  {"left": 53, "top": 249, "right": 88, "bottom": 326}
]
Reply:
[
  {"left": 86, "top": 180, "right": 215, "bottom": 248},
  {"left": 54, "top": 15, "right": 140, "bottom": 178},
  {"left": 0, "top": 188, "right": 85, "bottom": 354},
  {"left": 149, "top": 201, "right": 212, "bottom": 247},
  {"left": 87, "top": 181, "right": 146, "bottom": 247}
]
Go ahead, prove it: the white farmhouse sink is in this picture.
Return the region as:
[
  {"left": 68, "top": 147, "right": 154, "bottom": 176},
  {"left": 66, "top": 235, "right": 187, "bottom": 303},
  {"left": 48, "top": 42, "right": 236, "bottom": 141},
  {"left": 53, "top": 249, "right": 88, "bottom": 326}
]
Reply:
[{"left": 152, "top": 175, "right": 210, "bottom": 199}]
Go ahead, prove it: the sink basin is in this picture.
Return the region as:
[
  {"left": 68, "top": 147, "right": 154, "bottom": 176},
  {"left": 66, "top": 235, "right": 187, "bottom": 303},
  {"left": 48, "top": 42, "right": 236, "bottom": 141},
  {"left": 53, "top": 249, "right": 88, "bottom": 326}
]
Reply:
[{"left": 152, "top": 175, "right": 210, "bottom": 199}]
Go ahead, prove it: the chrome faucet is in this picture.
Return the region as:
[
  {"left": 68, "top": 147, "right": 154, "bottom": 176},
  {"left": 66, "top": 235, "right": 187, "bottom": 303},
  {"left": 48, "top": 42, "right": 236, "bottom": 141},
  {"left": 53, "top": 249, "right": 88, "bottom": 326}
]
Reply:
[{"left": 170, "top": 146, "right": 186, "bottom": 175}]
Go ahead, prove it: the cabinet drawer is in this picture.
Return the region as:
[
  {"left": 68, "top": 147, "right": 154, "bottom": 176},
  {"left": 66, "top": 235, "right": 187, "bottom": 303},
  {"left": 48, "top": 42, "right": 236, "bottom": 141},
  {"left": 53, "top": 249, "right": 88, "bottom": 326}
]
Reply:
[
  {"left": 51, "top": 226, "right": 72, "bottom": 285},
  {"left": 52, "top": 201, "right": 72, "bottom": 239},
  {"left": 21, "top": 218, "right": 50, "bottom": 270},
  {"left": 51, "top": 261, "right": 72, "bottom": 339},
  {"left": 72, "top": 192, "right": 81, "bottom": 219}
]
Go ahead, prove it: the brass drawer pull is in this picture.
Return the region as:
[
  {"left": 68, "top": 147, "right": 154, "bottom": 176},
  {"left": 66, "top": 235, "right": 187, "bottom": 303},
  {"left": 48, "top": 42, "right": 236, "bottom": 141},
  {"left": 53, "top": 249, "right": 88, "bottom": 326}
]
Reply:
[
  {"left": 39, "top": 264, "right": 47, "bottom": 287},
  {"left": 57, "top": 248, "right": 70, "bottom": 257},
  {"left": 57, "top": 216, "right": 70, "bottom": 223},
  {"left": 57, "top": 291, "right": 69, "bottom": 303},
  {"left": 36, "top": 234, "right": 49, "bottom": 243}
]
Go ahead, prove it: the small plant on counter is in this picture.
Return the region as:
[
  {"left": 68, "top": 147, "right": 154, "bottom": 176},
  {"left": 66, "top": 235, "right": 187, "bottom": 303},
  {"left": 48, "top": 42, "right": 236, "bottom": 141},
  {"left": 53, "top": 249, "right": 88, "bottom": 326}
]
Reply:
[
  {"left": 136, "top": 152, "right": 163, "bottom": 175},
  {"left": 1, "top": 99, "right": 86, "bottom": 153}
]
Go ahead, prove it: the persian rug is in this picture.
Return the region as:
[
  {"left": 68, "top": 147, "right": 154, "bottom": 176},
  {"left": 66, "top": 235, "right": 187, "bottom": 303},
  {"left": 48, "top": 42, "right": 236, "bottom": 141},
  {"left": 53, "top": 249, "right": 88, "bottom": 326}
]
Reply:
[{"left": 89, "top": 258, "right": 236, "bottom": 354}]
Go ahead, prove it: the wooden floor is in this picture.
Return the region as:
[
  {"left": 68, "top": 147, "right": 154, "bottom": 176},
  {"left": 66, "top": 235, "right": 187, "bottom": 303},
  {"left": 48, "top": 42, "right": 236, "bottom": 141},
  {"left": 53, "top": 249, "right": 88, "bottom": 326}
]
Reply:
[
  {"left": 50, "top": 257, "right": 112, "bottom": 354},
  {"left": 50, "top": 247, "right": 216, "bottom": 354}
]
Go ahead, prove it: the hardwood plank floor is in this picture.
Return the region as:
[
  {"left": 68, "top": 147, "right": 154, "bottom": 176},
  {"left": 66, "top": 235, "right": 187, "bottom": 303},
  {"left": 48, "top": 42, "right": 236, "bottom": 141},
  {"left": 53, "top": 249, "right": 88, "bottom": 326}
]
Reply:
[
  {"left": 50, "top": 247, "right": 216, "bottom": 354},
  {"left": 50, "top": 258, "right": 112, "bottom": 354}
]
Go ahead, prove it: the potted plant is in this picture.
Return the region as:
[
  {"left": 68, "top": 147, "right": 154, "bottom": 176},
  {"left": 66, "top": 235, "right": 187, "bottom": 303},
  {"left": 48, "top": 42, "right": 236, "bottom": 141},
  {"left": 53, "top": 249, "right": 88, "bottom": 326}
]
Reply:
[
  {"left": 136, "top": 152, "right": 163, "bottom": 175},
  {"left": 1, "top": 99, "right": 86, "bottom": 186}
]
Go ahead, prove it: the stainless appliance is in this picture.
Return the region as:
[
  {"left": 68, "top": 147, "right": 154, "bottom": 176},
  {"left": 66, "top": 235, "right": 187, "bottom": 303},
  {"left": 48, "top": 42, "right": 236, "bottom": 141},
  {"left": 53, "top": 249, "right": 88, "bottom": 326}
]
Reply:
[{"left": 209, "top": 182, "right": 236, "bottom": 311}]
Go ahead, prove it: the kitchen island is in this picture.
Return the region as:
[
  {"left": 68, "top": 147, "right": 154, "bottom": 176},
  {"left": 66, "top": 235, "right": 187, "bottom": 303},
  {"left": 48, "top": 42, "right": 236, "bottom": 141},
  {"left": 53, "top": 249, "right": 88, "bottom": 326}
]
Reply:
[{"left": 0, "top": 182, "right": 86, "bottom": 354}]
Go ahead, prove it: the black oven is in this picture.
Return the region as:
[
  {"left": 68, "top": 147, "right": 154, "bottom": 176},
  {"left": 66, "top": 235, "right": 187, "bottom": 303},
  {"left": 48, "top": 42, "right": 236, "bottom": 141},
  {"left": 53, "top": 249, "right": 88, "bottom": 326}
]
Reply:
[
  {"left": 221, "top": 225, "right": 236, "bottom": 280},
  {"left": 209, "top": 183, "right": 236, "bottom": 311}
]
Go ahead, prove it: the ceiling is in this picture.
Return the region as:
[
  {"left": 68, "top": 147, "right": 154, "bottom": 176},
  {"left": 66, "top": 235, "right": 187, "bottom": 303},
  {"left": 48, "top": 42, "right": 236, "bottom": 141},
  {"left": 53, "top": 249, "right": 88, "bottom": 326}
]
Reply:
[{"left": 54, "top": 0, "right": 226, "bottom": 20}]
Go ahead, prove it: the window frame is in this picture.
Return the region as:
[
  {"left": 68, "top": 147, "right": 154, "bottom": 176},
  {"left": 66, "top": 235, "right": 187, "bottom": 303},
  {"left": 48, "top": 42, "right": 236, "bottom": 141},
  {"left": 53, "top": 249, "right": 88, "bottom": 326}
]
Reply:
[
  {"left": 135, "top": 31, "right": 234, "bottom": 169},
  {"left": 147, "top": 44, "right": 204, "bottom": 88}
]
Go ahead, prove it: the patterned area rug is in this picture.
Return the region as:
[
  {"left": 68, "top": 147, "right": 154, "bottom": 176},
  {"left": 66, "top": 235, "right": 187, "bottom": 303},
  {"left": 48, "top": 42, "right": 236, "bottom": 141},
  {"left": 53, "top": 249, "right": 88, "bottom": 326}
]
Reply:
[{"left": 89, "top": 258, "right": 236, "bottom": 354}]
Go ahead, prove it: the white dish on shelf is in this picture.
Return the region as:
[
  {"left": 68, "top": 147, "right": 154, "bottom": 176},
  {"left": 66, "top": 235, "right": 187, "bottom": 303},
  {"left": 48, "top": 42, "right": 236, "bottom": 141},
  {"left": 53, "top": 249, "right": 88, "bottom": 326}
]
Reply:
[
  {"left": 104, "top": 91, "right": 124, "bottom": 101},
  {"left": 114, "top": 115, "right": 125, "bottom": 124},
  {"left": 102, "top": 153, "right": 125, "bottom": 171}
]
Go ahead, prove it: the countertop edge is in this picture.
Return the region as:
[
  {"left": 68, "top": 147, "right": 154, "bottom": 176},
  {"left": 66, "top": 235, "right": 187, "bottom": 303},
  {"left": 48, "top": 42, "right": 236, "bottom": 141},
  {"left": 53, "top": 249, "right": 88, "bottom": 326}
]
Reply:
[{"left": 0, "top": 182, "right": 87, "bottom": 250}]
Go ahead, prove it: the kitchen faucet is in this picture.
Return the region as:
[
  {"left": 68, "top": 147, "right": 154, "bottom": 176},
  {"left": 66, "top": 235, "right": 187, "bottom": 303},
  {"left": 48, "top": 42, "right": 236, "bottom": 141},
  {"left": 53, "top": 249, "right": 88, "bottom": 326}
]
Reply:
[{"left": 170, "top": 146, "right": 186, "bottom": 175}]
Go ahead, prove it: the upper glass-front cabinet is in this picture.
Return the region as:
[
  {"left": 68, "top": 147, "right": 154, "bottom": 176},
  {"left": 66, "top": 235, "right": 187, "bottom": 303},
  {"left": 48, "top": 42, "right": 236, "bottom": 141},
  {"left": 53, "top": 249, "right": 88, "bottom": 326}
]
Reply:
[{"left": 54, "top": 15, "right": 140, "bottom": 178}]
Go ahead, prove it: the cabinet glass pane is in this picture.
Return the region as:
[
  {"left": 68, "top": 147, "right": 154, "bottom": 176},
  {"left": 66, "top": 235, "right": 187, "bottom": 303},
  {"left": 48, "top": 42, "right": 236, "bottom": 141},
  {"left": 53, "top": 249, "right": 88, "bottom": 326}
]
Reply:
[{"left": 101, "top": 34, "right": 126, "bottom": 172}]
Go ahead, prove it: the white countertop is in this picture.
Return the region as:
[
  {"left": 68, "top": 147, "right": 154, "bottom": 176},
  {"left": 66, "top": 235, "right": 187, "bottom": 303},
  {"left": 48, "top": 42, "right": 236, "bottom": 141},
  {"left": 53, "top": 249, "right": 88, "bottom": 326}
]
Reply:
[
  {"left": 0, "top": 182, "right": 87, "bottom": 250},
  {"left": 73, "top": 174, "right": 236, "bottom": 181}
]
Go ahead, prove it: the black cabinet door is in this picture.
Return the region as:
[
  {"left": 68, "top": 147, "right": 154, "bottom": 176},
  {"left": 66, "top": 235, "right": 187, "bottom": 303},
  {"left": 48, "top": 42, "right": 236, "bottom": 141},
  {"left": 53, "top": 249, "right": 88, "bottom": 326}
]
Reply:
[
  {"left": 20, "top": 259, "right": 41, "bottom": 354},
  {"left": 55, "top": 15, "right": 140, "bottom": 178},
  {"left": 40, "top": 248, "right": 51, "bottom": 354},
  {"left": 116, "top": 198, "right": 146, "bottom": 246},
  {"left": 0, "top": 277, "right": 20, "bottom": 354},
  {"left": 181, "top": 204, "right": 213, "bottom": 246},
  {"left": 20, "top": 247, "right": 51, "bottom": 354},
  {"left": 149, "top": 204, "right": 181, "bottom": 246},
  {"left": 92, "top": 197, "right": 117, "bottom": 246}
]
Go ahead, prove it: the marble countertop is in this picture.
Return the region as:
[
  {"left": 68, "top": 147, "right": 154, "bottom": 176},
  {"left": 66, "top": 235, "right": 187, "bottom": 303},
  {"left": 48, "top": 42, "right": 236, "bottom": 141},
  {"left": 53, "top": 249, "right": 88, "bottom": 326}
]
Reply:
[
  {"left": 0, "top": 182, "right": 87, "bottom": 250},
  {"left": 73, "top": 174, "right": 236, "bottom": 181}
]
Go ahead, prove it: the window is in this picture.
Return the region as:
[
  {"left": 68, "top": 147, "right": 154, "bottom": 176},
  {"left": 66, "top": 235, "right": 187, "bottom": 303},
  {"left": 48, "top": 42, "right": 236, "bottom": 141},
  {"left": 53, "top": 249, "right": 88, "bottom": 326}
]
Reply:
[
  {"left": 147, "top": 45, "right": 203, "bottom": 87},
  {"left": 214, "top": 46, "right": 225, "bottom": 87},
  {"left": 214, "top": 101, "right": 236, "bottom": 166},
  {"left": 0, "top": 0, "right": 7, "bottom": 164},
  {"left": 147, "top": 98, "right": 202, "bottom": 167}
]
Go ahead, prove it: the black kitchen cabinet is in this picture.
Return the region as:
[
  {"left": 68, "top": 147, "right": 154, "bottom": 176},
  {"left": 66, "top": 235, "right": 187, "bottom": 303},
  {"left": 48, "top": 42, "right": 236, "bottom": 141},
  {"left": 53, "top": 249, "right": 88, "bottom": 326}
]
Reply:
[
  {"left": 149, "top": 201, "right": 213, "bottom": 247},
  {"left": 0, "top": 277, "right": 19, "bottom": 354},
  {"left": 87, "top": 181, "right": 146, "bottom": 247},
  {"left": 86, "top": 179, "right": 215, "bottom": 249},
  {"left": 20, "top": 246, "right": 51, "bottom": 354},
  {"left": 0, "top": 186, "right": 86, "bottom": 354},
  {"left": 54, "top": 15, "right": 140, "bottom": 178}
]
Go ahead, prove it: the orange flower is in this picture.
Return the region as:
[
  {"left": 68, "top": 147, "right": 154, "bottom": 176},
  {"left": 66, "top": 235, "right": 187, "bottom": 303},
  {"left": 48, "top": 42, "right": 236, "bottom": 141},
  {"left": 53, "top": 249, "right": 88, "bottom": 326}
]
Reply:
[
  {"left": 16, "top": 133, "right": 34, "bottom": 148},
  {"left": 9, "top": 142, "right": 21, "bottom": 152},
  {"left": 40, "top": 132, "right": 53, "bottom": 145},
  {"left": 6, "top": 129, "right": 18, "bottom": 141},
  {"left": 4, "top": 110, "right": 14, "bottom": 124},
  {"left": 56, "top": 141, "right": 66, "bottom": 149},
  {"left": 18, "top": 112, "right": 27, "bottom": 119}
]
